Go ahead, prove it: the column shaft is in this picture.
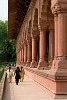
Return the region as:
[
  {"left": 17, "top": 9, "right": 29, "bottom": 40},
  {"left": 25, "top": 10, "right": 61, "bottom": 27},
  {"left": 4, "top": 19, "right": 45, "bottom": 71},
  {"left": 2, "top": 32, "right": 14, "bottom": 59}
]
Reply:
[
  {"left": 40, "top": 30, "right": 46, "bottom": 61},
  {"left": 52, "top": 15, "right": 58, "bottom": 67},
  {"left": 58, "top": 13, "right": 67, "bottom": 56},
  {"left": 24, "top": 44, "right": 27, "bottom": 63},
  {"left": 27, "top": 41, "right": 32, "bottom": 67},
  {"left": 32, "top": 38, "right": 37, "bottom": 61},
  {"left": 38, "top": 29, "right": 47, "bottom": 69},
  {"left": 54, "top": 15, "right": 58, "bottom": 57},
  {"left": 22, "top": 47, "right": 24, "bottom": 63},
  {"left": 31, "top": 37, "right": 37, "bottom": 68},
  {"left": 49, "top": 29, "right": 54, "bottom": 66}
]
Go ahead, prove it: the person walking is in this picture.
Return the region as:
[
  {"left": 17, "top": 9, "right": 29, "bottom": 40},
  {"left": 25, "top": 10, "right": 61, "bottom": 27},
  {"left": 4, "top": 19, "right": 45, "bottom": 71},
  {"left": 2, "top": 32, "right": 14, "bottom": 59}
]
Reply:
[
  {"left": 7, "top": 66, "right": 13, "bottom": 83},
  {"left": 20, "top": 66, "right": 25, "bottom": 82},
  {"left": 14, "top": 67, "right": 21, "bottom": 85}
]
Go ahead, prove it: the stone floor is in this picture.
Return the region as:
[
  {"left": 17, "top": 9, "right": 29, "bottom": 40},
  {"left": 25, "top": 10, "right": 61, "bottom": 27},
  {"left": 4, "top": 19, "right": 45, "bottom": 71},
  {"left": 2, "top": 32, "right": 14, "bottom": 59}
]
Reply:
[{"left": 2, "top": 75, "right": 67, "bottom": 100}]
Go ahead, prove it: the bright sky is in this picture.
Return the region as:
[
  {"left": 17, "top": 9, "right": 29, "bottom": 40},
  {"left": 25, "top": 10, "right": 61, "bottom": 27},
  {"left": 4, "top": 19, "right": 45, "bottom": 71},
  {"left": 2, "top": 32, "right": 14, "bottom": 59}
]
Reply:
[{"left": 0, "top": 0, "right": 8, "bottom": 21}]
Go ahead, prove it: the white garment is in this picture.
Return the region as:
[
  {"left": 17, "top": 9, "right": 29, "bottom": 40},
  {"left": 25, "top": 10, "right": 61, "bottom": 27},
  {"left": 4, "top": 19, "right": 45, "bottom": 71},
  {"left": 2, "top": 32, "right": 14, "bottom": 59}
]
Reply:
[{"left": 7, "top": 69, "right": 13, "bottom": 78}]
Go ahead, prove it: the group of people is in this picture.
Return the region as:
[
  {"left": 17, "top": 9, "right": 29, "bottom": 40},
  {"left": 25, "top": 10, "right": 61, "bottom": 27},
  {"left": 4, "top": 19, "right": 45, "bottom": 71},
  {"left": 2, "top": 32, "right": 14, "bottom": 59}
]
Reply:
[{"left": 7, "top": 66, "right": 25, "bottom": 85}]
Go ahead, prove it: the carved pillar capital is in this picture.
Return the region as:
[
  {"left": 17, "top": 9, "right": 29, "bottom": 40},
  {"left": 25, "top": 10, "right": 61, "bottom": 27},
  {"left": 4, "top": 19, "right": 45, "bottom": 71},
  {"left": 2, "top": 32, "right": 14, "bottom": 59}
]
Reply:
[
  {"left": 51, "top": 0, "right": 67, "bottom": 14},
  {"left": 38, "top": 18, "right": 48, "bottom": 31},
  {"left": 31, "top": 30, "right": 39, "bottom": 39}
]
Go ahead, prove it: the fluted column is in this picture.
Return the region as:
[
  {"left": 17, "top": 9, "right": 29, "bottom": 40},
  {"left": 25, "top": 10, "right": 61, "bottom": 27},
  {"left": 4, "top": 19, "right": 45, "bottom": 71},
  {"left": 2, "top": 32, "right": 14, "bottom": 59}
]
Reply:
[
  {"left": 18, "top": 51, "right": 20, "bottom": 65},
  {"left": 22, "top": 46, "right": 24, "bottom": 64},
  {"left": 19, "top": 47, "right": 22, "bottom": 65},
  {"left": 38, "top": 27, "right": 47, "bottom": 70},
  {"left": 16, "top": 51, "right": 20, "bottom": 66},
  {"left": 54, "top": 15, "right": 58, "bottom": 57},
  {"left": 27, "top": 38, "right": 32, "bottom": 67},
  {"left": 56, "top": 11, "right": 67, "bottom": 68},
  {"left": 58, "top": 13, "right": 67, "bottom": 56},
  {"left": 31, "top": 34, "right": 37, "bottom": 68},
  {"left": 24, "top": 41, "right": 27, "bottom": 64},
  {"left": 48, "top": 0, "right": 67, "bottom": 95},
  {"left": 49, "top": 29, "right": 54, "bottom": 66},
  {"left": 52, "top": 14, "right": 58, "bottom": 68},
  {"left": 51, "top": 2, "right": 67, "bottom": 69}
]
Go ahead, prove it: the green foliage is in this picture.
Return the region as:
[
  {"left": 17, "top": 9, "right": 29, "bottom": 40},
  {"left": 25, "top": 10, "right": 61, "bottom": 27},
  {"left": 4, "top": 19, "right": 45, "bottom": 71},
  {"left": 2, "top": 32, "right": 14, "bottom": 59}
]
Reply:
[
  {"left": 0, "top": 20, "right": 8, "bottom": 48},
  {"left": 0, "top": 39, "right": 16, "bottom": 62},
  {"left": 0, "top": 20, "right": 16, "bottom": 63}
]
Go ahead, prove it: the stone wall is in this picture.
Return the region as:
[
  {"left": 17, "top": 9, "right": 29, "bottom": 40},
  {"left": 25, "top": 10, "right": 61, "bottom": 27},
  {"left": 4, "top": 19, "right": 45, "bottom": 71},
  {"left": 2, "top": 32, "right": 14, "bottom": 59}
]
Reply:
[{"left": 0, "top": 72, "right": 6, "bottom": 100}]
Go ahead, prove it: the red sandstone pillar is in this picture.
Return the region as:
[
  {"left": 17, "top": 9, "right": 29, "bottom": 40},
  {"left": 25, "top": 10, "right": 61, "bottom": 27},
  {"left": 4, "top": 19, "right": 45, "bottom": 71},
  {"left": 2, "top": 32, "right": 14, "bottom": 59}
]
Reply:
[
  {"left": 52, "top": 14, "right": 58, "bottom": 67},
  {"left": 38, "top": 29, "right": 47, "bottom": 69},
  {"left": 16, "top": 53, "right": 18, "bottom": 65},
  {"left": 24, "top": 41, "right": 27, "bottom": 64},
  {"left": 18, "top": 51, "right": 20, "bottom": 65},
  {"left": 27, "top": 39, "right": 32, "bottom": 67},
  {"left": 58, "top": 13, "right": 67, "bottom": 56},
  {"left": 21, "top": 49, "right": 22, "bottom": 64},
  {"left": 54, "top": 15, "right": 58, "bottom": 57},
  {"left": 22, "top": 46, "right": 24, "bottom": 64},
  {"left": 31, "top": 36, "right": 37, "bottom": 68},
  {"left": 48, "top": 0, "right": 67, "bottom": 95},
  {"left": 19, "top": 50, "right": 21, "bottom": 65},
  {"left": 49, "top": 29, "right": 54, "bottom": 66},
  {"left": 18, "top": 52, "right": 19, "bottom": 65},
  {"left": 52, "top": 11, "right": 67, "bottom": 68}
]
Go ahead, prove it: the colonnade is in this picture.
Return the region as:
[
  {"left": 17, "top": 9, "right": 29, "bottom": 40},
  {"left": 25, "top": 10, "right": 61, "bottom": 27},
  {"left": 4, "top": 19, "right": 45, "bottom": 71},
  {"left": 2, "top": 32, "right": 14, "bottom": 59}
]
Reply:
[
  {"left": 16, "top": 0, "right": 67, "bottom": 70},
  {"left": 16, "top": 0, "right": 67, "bottom": 95},
  {"left": 16, "top": 28, "right": 54, "bottom": 69}
]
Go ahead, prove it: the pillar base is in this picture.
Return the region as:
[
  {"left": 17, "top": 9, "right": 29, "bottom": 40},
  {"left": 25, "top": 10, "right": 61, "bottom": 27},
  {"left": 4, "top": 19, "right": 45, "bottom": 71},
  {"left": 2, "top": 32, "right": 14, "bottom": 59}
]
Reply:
[
  {"left": 37, "top": 60, "right": 48, "bottom": 70},
  {"left": 52, "top": 57, "right": 67, "bottom": 69},
  {"left": 30, "top": 61, "right": 37, "bottom": 68},
  {"left": 26, "top": 61, "right": 31, "bottom": 67},
  {"left": 48, "top": 59, "right": 53, "bottom": 67},
  {"left": 48, "top": 68, "right": 67, "bottom": 95},
  {"left": 48, "top": 58, "right": 67, "bottom": 95}
]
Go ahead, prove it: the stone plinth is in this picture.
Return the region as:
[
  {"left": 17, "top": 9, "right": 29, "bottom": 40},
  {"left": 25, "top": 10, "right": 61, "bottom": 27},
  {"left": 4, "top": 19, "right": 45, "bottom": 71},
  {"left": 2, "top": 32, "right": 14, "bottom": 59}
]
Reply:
[
  {"left": 38, "top": 61, "right": 48, "bottom": 70},
  {"left": 25, "top": 67, "right": 67, "bottom": 99},
  {"left": 30, "top": 61, "right": 37, "bottom": 68}
]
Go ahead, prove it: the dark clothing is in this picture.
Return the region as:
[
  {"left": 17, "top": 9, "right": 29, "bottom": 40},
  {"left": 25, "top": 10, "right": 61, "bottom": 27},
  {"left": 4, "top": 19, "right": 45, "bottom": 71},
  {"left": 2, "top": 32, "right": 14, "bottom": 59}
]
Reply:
[{"left": 15, "top": 68, "right": 21, "bottom": 85}]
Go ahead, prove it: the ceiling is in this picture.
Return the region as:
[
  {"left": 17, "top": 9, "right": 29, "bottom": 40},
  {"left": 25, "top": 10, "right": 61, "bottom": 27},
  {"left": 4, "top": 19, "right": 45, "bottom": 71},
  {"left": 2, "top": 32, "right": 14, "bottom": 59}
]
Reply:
[{"left": 8, "top": 0, "right": 31, "bottom": 39}]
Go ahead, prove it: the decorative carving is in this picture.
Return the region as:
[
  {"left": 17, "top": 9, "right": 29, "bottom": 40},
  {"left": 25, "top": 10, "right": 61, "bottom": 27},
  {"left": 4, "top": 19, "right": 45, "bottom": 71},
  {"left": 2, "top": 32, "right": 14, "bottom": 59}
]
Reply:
[
  {"left": 27, "top": 35, "right": 32, "bottom": 44},
  {"left": 57, "top": 56, "right": 67, "bottom": 60},
  {"left": 38, "top": 18, "right": 48, "bottom": 31},
  {"left": 22, "top": 0, "right": 37, "bottom": 30},
  {"left": 48, "top": 70, "right": 67, "bottom": 80},
  {"left": 24, "top": 39, "right": 27, "bottom": 45},
  {"left": 32, "top": 30, "right": 39, "bottom": 39},
  {"left": 51, "top": 1, "right": 67, "bottom": 14}
]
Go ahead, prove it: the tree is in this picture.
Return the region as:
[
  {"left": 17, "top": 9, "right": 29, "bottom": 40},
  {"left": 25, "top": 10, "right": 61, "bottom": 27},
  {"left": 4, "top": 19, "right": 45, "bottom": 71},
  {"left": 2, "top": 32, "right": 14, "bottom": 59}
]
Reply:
[
  {"left": 0, "top": 20, "right": 8, "bottom": 46},
  {"left": 0, "top": 20, "right": 16, "bottom": 63}
]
